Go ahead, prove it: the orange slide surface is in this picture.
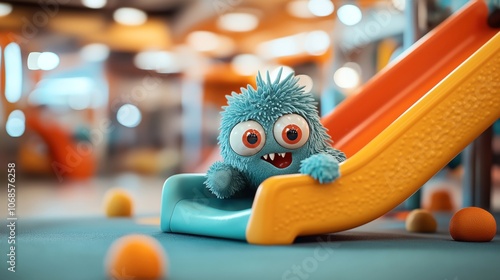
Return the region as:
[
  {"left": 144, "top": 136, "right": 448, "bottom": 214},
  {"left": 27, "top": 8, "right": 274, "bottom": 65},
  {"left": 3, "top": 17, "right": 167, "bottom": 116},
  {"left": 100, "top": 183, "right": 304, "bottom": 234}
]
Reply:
[{"left": 323, "top": 0, "right": 498, "bottom": 157}]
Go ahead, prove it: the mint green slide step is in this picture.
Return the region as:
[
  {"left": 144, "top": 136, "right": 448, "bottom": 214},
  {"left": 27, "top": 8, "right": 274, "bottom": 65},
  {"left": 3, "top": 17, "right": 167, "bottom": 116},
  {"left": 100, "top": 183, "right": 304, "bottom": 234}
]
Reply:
[{"left": 160, "top": 173, "right": 253, "bottom": 240}]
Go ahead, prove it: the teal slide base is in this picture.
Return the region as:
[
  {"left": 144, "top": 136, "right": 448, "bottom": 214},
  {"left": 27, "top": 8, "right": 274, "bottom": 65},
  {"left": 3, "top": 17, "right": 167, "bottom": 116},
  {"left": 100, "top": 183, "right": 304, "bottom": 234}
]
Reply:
[{"left": 160, "top": 173, "right": 252, "bottom": 240}]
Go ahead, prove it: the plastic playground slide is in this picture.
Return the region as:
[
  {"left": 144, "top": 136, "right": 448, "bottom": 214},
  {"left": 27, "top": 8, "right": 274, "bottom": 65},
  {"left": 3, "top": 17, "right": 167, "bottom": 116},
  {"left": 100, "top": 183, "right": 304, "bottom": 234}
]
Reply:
[
  {"left": 25, "top": 112, "right": 95, "bottom": 180},
  {"left": 324, "top": 0, "right": 499, "bottom": 157},
  {"left": 161, "top": 0, "right": 500, "bottom": 244}
]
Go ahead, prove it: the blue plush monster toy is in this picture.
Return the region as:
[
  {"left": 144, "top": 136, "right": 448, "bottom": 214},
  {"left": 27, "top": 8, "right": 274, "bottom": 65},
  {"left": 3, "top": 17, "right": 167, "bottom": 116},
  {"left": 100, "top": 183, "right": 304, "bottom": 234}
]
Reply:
[{"left": 205, "top": 69, "right": 346, "bottom": 199}]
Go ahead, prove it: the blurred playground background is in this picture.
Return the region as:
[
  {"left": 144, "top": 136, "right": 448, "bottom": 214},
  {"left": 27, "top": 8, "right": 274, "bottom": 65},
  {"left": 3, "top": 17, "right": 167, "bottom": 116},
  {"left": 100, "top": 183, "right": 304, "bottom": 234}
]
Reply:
[{"left": 0, "top": 0, "right": 499, "bottom": 219}]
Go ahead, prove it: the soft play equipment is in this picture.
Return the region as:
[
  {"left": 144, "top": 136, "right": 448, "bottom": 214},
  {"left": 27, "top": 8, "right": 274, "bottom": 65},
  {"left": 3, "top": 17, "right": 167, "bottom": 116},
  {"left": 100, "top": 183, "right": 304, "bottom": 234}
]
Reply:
[
  {"left": 25, "top": 110, "right": 96, "bottom": 180},
  {"left": 161, "top": 0, "right": 500, "bottom": 244},
  {"left": 325, "top": 0, "right": 499, "bottom": 157}
]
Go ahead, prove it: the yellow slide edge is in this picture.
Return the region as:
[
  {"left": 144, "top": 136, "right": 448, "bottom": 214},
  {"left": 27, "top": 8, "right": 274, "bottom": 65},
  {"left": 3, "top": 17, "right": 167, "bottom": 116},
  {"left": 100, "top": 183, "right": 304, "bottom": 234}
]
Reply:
[{"left": 246, "top": 31, "right": 500, "bottom": 245}]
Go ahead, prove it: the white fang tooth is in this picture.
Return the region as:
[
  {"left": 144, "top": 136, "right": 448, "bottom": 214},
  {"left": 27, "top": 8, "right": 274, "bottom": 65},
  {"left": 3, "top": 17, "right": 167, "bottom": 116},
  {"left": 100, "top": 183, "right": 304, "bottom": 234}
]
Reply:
[
  {"left": 280, "top": 153, "right": 286, "bottom": 158},
  {"left": 269, "top": 153, "right": 275, "bottom": 161},
  {"left": 263, "top": 154, "right": 268, "bottom": 160}
]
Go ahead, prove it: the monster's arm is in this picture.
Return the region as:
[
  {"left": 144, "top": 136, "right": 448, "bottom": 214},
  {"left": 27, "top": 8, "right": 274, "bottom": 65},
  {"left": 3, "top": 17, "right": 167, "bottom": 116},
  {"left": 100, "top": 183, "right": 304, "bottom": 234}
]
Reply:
[
  {"left": 299, "top": 148, "right": 346, "bottom": 184},
  {"left": 204, "top": 161, "right": 248, "bottom": 199}
]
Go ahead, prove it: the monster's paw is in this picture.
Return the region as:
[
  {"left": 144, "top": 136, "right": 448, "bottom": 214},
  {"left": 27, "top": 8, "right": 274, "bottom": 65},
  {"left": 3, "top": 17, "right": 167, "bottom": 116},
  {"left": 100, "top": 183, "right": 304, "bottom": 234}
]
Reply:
[
  {"left": 204, "top": 162, "right": 247, "bottom": 199},
  {"left": 299, "top": 153, "right": 340, "bottom": 184}
]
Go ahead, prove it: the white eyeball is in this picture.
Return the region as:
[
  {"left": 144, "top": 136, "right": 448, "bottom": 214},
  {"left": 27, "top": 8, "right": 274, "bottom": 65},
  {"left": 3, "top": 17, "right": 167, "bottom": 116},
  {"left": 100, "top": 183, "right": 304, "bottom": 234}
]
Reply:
[
  {"left": 229, "top": 120, "right": 266, "bottom": 156},
  {"left": 273, "top": 114, "right": 310, "bottom": 149}
]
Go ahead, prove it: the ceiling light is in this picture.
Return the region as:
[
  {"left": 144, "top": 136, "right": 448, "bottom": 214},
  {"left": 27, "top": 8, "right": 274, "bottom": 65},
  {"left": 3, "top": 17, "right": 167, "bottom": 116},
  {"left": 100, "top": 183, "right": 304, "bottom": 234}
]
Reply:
[
  {"left": 186, "top": 31, "right": 221, "bottom": 52},
  {"left": 28, "top": 52, "right": 60, "bottom": 71},
  {"left": 0, "top": 2, "right": 12, "bottom": 17},
  {"left": 113, "top": 8, "right": 147, "bottom": 26},
  {"left": 257, "top": 35, "right": 302, "bottom": 58},
  {"left": 5, "top": 43, "right": 22, "bottom": 103},
  {"left": 258, "top": 31, "right": 330, "bottom": 58},
  {"left": 308, "top": 0, "right": 334, "bottom": 17},
  {"left": 134, "top": 50, "right": 181, "bottom": 73},
  {"left": 337, "top": 4, "right": 362, "bottom": 26},
  {"left": 82, "top": 0, "right": 106, "bottom": 9},
  {"left": 333, "top": 64, "right": 360, "bottom": 89},
  {"left": 231, "top": 54, "right": 263, "bottom": 76},
  {"left": 6, "top": 110, "right": 25, "bottom": 137},
  {"left": 217, "top": 13, "right": 259, "bottom": 32},
  {"left": 27, "top": 52, "right": 41, "bottom": 70},
  {"left": 117, "top": 104, "right": 142, "bottom": 128},
  {"left": 304, "top": 31, "right": 330, "bottom": 55},
  {"left": 287, "top": 0, "right": 315, "bottom": 18},
  {"left": 37, "top": 52, "right": 60, "bottom": 71},
  {"left": 210, "top": 36, "right": 236, "bottom": 57}
]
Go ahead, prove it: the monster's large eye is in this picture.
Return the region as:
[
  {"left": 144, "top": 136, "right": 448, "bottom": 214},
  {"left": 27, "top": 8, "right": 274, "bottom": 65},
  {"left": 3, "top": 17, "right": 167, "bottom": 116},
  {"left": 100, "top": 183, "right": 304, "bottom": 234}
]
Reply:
[
  {"left": 273, "top": 114, "right": 309, "bottom": 149},
  {"left": 230, "top": 120, "right": 266, "bottom": 156}
]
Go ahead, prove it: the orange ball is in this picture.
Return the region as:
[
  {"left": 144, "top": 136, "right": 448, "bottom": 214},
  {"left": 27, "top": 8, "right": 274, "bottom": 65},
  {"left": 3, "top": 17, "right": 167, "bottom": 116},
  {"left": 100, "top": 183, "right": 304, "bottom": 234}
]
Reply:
[
  {"left": 449, "top": 207, "right": 497, "bottom": 242},
  {"left": 103, "top": 189, "right": 133, "bottom": 217},
  {"left": 427, "top": 189, "right": 454, "bottom": 212},
  {"left": 105, "top": 234, "right": 167, "bottom": 280}
]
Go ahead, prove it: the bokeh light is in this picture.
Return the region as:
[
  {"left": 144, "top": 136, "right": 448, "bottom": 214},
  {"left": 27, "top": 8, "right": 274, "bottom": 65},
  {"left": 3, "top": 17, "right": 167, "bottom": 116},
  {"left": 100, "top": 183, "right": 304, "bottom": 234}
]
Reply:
[
  {"left": 80, "top": 43, "right": 110, "bottom": 62},
  {"left": 5, "top": 43, "right": 23, "bottom": 103},
  {"left": 0, "top": 2, "right": 12, "bottom": 16},
  {"left": 6, "top": 110, "right": 25, "bottom": 137},
  {"left": 308, "top": 0, "right": 334, "bottom": 17},
  {"left": 37, "top": 52, "right": 60, "bottom": 71},
  {"left": 217, "top": 13, "right": 259, "bottom": 32},
  {"left": 82, "top": 0, "right": 106, "bottom": 9},
  {"left": 231, "top": 54, "right": 263, "bottom": 76},
  {"left": 304, "top": 31, "right": 330, "bottom": 55},
  {"left": 337, "top": 4, "right": 362, "bottom": 26},
  {"left": 117, "top": 104, "right": 142, "bottom": 128},
  {"left": 113, "top": 7, "right": 147, "bottom": 26},
  {"left": 295, "top": 74, "right": 314, "bottom": 93},
  {"left": 333, "top": 64, "right": 361, "bottom": 89}
]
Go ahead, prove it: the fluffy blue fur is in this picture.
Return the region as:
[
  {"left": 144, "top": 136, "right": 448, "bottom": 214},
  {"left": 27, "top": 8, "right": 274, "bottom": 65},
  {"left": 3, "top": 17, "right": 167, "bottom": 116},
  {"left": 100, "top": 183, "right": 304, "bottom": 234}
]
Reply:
[
  {"left": 205, "top": 69, "right": 346, "bottom": 198},
  {"left": 205, "top": 161, "right": 247, "bottom": 198},
  {"left": 299, "top": 153, "right": 340, "bottom": 184}
]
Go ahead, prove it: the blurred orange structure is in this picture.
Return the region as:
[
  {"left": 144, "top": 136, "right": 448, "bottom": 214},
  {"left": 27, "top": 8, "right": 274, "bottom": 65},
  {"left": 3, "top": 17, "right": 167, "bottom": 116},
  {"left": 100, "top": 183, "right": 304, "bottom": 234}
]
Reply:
[
  {"left": 323, "top": 0, "right": 498, "bottom": 157},
  {"left": 25, "top": 110, "right": 96, "bottom": 180}
]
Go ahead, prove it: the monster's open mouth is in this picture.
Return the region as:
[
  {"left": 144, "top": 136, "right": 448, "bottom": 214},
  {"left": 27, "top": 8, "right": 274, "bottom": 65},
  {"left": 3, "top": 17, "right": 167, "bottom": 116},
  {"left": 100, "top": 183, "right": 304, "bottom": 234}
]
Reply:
[{"left": 261, "top": 152, "right": 292, "bottom": 169}]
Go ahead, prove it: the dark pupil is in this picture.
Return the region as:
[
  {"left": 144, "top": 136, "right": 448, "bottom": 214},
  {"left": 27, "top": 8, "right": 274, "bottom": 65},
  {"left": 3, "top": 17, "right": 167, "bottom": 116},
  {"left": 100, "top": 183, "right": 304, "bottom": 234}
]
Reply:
[
  {"left": 247, "top": 133, "right": 258, "bottom": 144},
  {"left": 287, "top": 129, "right": 298, "bottom": 141}
]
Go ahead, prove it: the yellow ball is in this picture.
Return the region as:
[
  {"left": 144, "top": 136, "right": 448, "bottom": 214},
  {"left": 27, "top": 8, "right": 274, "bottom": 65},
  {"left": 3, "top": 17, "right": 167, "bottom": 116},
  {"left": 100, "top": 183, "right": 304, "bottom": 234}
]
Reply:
[
  {"left": 103, "top": 189, "right": 133, "bottom": 217},
  {"left": 405, "top": 209, "right": 437, "bottom": 233},
  {"left": 105, "top": 234, "right": 167, "bottom": 280}
]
